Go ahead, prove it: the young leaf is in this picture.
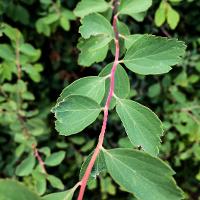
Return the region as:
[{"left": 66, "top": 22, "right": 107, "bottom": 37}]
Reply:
[
  {"left": 74, "top": 0, "right": 110, "bottom": 18},
  {"left": 52, "top": 95, "right": 101, "bottom": 136},
  {"left": 45, "top": 151, "right": 65, "bottom": 166},
  {"left": 118, "top": 0, "right": 152, "bottom": 20},
  {"left": 47, "top": 175, "right": 64, "bottom": 190},
  {"left": 0, "top": 179, "right": 42, "bottom": 200},
  {"left": 60, "top": 10, "right": 75, "bottom": 31},
  {"left": 77, "top": 35, "right": 110, "bottom": 66},
  {"left": 123, "top": 35, "right": 186, "bottom": 75},
  {"left": 79, "top": 13, "right": 113, "bottom": 39},
  {"left": 103, "top": 148, "right": 184, "bottom": 200},
  {"left": 155, "top": 1, "right": 167, "bottom": 27},
  {"left": 79, "top": 150, "right": 106, "bottom": 183},
  {"left": 57, "top": 76, "right": 106, "bottom": 104},
  {"left": 16, "top": 154, "right": 36, "bottom": 176},
  {"left": 116, "top": 99, "right": 163, "bottom": 156},
  {"left": 99, "top": 63, "right": 130, "bottom": 109},
  {"left": 167, "top": 5, "right": 180, "bottom": 30}
]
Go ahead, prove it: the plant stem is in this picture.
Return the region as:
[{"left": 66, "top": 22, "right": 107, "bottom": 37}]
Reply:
[
  {"left": 77, "top": 1, "right": 120, "bottom": 199},
  {"left": 32, "top": 144, "right": 47, "bottom": 174},
  {"left": 15, "top": 31, "right": 21, "bottom": 80}
]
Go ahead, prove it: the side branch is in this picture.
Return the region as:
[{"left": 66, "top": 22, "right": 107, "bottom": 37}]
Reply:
[
  {"left": 77, "top": 1, "right": 120, "bottom": 199},
  {"left": 32, "top": 144, "right": 47, "bottom": 174}
]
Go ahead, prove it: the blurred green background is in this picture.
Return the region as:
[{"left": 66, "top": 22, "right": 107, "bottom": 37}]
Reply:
[{"left": 0, "top": 0, "right": 199, "bottom": 199}]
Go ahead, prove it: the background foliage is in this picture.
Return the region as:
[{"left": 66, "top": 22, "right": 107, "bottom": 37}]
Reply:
[{"left": 0, "top": 0, "right": 199, "bottom": 199}]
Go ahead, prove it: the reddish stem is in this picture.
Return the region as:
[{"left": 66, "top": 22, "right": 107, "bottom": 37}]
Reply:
[
  {"left": 77, "top": 2, "right": 120, "bottom": 200},
  {"left": 32, "top": 144, "right": 47, "bottom": 174}
]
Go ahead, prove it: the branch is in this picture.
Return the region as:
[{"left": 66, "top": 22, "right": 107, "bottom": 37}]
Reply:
[
  {"left": 77, "top": 1, "right": 120, "bottom": 199},
  {"left": 32, "top": 144, "right": 47, "bottom": 174},
  {"left": 15, "top": 31, "right": 21, "bottom": 80}
]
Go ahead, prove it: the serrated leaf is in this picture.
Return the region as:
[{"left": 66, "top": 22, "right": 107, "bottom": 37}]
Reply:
[
  {"left": 79, "top": 150, "right": 106, "bottom": 183},
  {"left": 57, "top": 76, "right": 106, "bottom": 104},
  {"left": 16, "top": 154, "right": 36, "bottom": 176},
  {"left": 167, "top": 5, "right": 180, "bottom": 30},
  {"left": 52, "top": 95, "right": 101, "bottom": 136},
  {"left": 116, "top": 99, "right": 163, "bottom": 156},
  {"left": 78, "top": 35, "right": 110, "bottom": 66},
  {"left": 0, "top": 179, "right": 42, "bottom": 200},
  {"left": 103, "top": 148, "right": 184, "bottom": 200},
  {"left": 124, "top": 34, "right": 143, "bottom": 50},
  {"left": 99, "top": 63, "right": 130, "bottom": 109},
  {"left": 123, "top": 35, "right": 186, "bottom": 75},
  {"left": 118, "top": 0, "right": 152, "bottom": 20},
  {"left": 74, "top": 0, "right": 110, "bottom": 18},
  {"left": 47, "top": 175, "right": 64, "bottom": 190},
  {"left": 45, "top": 151, "right": 65, "bottom": 166},
  {"left": 79, "top": 13, "right": 113, "bottom": 39},
  {"left": 155, "top": 1, "right": 167, "bottom": 27}
]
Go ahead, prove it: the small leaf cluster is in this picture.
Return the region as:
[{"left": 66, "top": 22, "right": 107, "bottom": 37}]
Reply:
[
  {"left": 36, "top": 0, "right": 75, "bottom": 36},
  {"left": 0, "top": 23, "right": 67, "bottom": 195},
  {"left": 154, "top": 0, "right": 180, "bottom": 30}
]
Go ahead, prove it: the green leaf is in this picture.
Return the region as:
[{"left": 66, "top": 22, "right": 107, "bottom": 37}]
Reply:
[
  {"left": 124, "top": 34, "right": 143, "bottom": 50},
  {"left": 116, "top": 99, "right": 163, "bottom": 156},
  {"left": 0, "top": 179, "right": 42, "bottom": 200},
  {"left": 45, "top": 151, "right": 65, "bottom": 166},
  {"left": 147, "top": 83, "right": 161, "bottom": 98},
  {"left": 0, "top": 44, "right": 15, "bottom": 61},
  {"left": 118, "top": 0, "right": 152, "bottom": 20},
  {"left": 36, "top": 19, "right": 51, "bottom": 36},
  {"left": 99, "top": 63, "right": 130, "bottom": 109},
  {"left": 130, "top": 12, "right": 147, "bottom": 22},
  {"left": 8, "top": 4, "right": 30, "bottom": 25},
  {"left": 0, "top": 61, "right": 16, "bottom": 81},
  {"left": 19, "top": 43, "right": 41, "bottom": 58},
  {"left": 79, "top": 13, "right": 113, "bottom": 39},
  {"left": 42, "top": 185, "right": 78, "bottom": 200},
  {"left": 155, "top": 1, "right": 167, "bottom": 27},
  {"left": 22, "top": 64, "right": 43, "bottom": 82},
  {"left": 79, "top": 150, "right": 106, "bottom": 183},
  {"left": 16, "top": 154, "right": 36, "bottom": 176},
  {"left": 62, "top": 9, "right": 76, "bottom": 20},
  {"left": 60, "top": 16, "right": 70, "bottom": 31},
  {"left": 123, "top": 35, "right": 186, "bottom": 75},
  {"left": 33, "top": 171, "right": 47, "bottom": 195},
  {"left": 74, "top": 0, "right": 110, "bottom": 18},
  {"left": 42, "top": 13, "right": 60, "bottom": 24},
  {"left": 2, "top": 24, "right": 23, "bottom": 42},
  {"left": 60, "top": 9, "right": 75, "bottom": 31},
  {"left": 103, "top": 148, "right": 184, "bottom": 200},
  {"left": 167, "top": 5, "right": 180, "bottom": 29},
  {"left": 57, "top": 76, "right": 106, "bottom": 104},
  {"left": 47, "top": 175, "right": 64, "bottom": 190},
  {"left": 78, "top": 35, "right": 110, "bottom": 66},
  {"left": 52, "top": 95, "right": 101, "bottom": 136}
]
